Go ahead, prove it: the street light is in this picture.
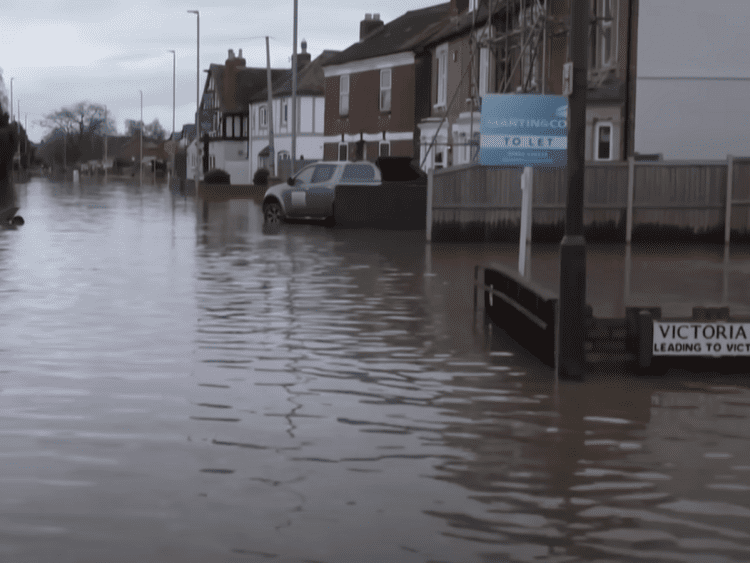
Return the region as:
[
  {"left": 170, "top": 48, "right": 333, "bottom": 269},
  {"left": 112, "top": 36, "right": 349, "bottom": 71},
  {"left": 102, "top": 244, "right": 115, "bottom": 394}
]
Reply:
[
  {"left": 187, "top": 10, "right": 200, "bottom": 190},
  {"left": 168, "top": 49, "right": 176, "bottom": 185},
  {"left": 140, "top": 89, "right": 143, "bottom": 187},
  {"left": 168, "top": 50, "right": 176, "bottom": 137}
]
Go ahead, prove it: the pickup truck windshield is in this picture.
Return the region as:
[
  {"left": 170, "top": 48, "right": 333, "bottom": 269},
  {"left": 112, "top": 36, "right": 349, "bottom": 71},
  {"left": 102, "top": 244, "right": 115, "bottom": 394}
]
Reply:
[{"left": 341, "top": 164, "right": 376, "bottom": 182}]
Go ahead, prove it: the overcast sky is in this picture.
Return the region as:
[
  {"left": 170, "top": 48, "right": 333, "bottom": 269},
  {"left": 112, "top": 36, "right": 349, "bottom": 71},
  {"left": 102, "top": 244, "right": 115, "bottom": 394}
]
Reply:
[
  {"left": 0, "top": 0, "right": 439, "bottom": 143},
  {"left": 3, "top": 0, "right": 749, "bottom": 144}
]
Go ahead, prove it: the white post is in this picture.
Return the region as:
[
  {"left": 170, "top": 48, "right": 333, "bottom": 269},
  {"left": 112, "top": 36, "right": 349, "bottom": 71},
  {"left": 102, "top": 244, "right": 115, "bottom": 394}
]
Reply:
[
  {"left": 626, "top": 156, "right": 635, "bottom": 243},
  {"left": 265, "top": 36, "right": 275, "bottom": 177},
  {"left": 518, "top": 166, "right": 533, "bottom": 276},
  {"left": 722, "top": 241, "right": 730, "bottom": 304},
  {"left": 426, "top": 167, "right": 434, "bottom": 241},
  {"left": 725, "top": 154, "right": 734, "bottom": 245},
  {"left": 624, "top": 242, "right": 632, "bottom": 305}
]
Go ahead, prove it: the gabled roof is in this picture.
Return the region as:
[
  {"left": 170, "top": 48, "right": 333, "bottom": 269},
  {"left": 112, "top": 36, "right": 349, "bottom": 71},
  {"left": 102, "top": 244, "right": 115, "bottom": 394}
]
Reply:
[
  {"left": 423, "top": 1, "right": 500, "bottom": 47},
  {"left": 322, "top": 3, "right": 451, "bottom": 67},
  {"left": 176, "top": 124, "right": 196, "bottom": 142},
  {"left": 207, "top": 64, "right": 287, "bottom": 114},
  {"left": 250, "top": 50, "right": 341, "bottom": 103}
]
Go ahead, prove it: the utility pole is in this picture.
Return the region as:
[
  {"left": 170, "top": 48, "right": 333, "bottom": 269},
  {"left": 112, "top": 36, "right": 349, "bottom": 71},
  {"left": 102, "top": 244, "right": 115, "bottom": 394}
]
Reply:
[
  {"left": 291, "top": 0, "right": 298, "bottom": 176},
  {"left": 104, "top": 105, "right": 108, "bottom": 183},
  {"left": 556, "top": 0, "right": 589, "bottom": 380},
  {"left": 140, "top": 90, "right": 143, "bottom": 187},
  {"left": 188, "top": 10, "right": 200, "bottom": 190},
  {"left": 265, "top": 36, "right": 275, "bottom": 177}
]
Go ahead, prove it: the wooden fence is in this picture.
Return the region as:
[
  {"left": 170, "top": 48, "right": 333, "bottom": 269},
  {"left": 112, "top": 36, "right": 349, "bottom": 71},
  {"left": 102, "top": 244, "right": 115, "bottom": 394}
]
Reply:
[{"left": 429, "top": 157, "right": 750, "bottom": 243}]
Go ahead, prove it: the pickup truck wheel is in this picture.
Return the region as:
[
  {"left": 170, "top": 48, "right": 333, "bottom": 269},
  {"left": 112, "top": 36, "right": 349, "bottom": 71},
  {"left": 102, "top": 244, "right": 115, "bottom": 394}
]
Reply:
[
  {"left": 263, "top": 201, "right": 284, "bottom": 224},
  {"left": 325, "top": 205, "right": 335, "bottom": 228}
]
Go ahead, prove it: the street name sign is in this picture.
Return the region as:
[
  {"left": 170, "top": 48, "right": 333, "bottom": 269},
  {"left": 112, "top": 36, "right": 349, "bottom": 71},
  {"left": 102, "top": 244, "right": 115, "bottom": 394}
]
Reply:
[
  {"left": 480, "top": 94, "right": 568, "bottom": 168},
  {"left": 653, "top": 321, "right": 750, "bottom": 356}
]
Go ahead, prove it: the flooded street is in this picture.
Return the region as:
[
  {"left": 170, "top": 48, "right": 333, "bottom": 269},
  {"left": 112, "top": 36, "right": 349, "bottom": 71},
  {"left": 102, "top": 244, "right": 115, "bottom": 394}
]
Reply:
[{"left": 1, "top": 178, "right": 750, "bottom": 563}]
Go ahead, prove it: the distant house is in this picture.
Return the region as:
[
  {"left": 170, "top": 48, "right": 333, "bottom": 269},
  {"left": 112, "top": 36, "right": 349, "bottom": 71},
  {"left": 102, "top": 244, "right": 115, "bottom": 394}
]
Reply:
[
  {"left": 114, "top": 133, "right": 169, "bottom": 172},
  {"left": 248, "top": 41, "right": 339, "bottom": 180},
  {"left": 199, "top": 49, "right": 286, "bottom": 184},
  {"left": 321, "top": 6, "right": 451, "bottom": 163}
]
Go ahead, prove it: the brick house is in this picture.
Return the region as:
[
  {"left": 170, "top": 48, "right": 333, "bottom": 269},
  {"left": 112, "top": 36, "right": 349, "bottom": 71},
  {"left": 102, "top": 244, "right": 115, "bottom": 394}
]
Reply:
[
  {"left": 416, "top": 0, "right": 639, "bottom": 170},
  {"left": 320, "top": 6, "right": 451, "bottom": 163}
]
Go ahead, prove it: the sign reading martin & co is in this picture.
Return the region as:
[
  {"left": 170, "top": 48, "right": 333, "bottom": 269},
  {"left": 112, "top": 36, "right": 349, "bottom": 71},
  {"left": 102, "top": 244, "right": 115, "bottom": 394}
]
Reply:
[
  {"left": 480, "top": 94, "right": 568, "bottom": 168},
  {"left": 653, "top": 321, "right": 750, "bottom": 356}
]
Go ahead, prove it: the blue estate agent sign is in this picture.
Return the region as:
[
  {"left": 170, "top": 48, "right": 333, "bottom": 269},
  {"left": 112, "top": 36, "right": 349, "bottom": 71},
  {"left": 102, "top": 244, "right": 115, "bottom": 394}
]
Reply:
[{"left": 480, "top": 94, "right": 568, "bottom": 168}]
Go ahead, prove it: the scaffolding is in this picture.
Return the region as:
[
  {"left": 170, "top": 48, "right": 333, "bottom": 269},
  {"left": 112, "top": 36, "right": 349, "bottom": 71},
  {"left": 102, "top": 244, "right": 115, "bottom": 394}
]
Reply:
[{"left": 420, "top": 0, "right": 618, "bottom": 168}]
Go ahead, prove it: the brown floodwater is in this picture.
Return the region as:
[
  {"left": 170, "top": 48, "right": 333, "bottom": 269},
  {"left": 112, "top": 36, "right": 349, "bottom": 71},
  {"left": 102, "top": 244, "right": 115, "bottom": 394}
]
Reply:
[{"left": 0, "top": 177, "right": 748, "bottom": 563}]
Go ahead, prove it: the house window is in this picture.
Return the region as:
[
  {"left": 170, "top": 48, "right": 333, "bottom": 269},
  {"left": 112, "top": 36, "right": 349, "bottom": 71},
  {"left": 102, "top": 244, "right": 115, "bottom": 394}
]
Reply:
[
  {"left": 479, "top": 47, "right": 490, "bottom": 98},
  {"left": 209, "top": 155, "right": 216, "bottom": 170},
  {"left": 436, "top": 44, "right": 448, "bottom": 108},
  {"left": 243, "top": 116, "right": 248, "bottom": 136},
  {"left": 592, "top": 0, "right": 616, "bottom": 69},
  {"left": 260, "top": 106, "right": 267, "bottom": 128},
  {"left": 282, "top": 100, "right": 288, "bottom": 125},
  {"left": 379, "top": 141, "right": 390, "bottom": 157},
  {"left": 234, "top": 116, "right": 241, "bottom": 138},
  {"left": 339, "top": 75, "right": 350, "bottom": 116},
  {"left": 338, "top": 143, "right": 348, "bottom": 161},
  {"left": 594, "top": 122, "right": 613, "bottom": 161},
  {"left": 380, "top": 69, "right": 391, "bottom": 112}
]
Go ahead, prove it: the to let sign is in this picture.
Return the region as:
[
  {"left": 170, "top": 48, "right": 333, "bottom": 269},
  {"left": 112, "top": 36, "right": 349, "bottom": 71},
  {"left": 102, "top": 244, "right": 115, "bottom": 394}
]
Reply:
[
  {"left": 480, "top": 94, "right": 568, "bottom": 168},
  {"left": 653, "top": 321, "right": 750, "bottom": 356}
]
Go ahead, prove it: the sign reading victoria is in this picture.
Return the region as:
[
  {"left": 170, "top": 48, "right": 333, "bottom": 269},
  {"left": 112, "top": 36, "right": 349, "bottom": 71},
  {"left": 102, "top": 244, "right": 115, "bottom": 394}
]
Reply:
[
  {"left": 480, "top": 94, "right": 568, "bottom": 168},
  {"left": 653, "top": 321, "right": 750, "bottom": 356}
]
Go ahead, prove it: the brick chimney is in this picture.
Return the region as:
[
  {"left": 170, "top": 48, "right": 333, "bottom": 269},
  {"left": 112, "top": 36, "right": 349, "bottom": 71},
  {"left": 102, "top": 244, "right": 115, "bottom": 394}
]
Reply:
[
  {"left": 224, "top": 48, "right": 247, "bottom": 110},
  {"left": 296, "top": 39, "right": 311, "bottom": 70},
  {"left": 359, "top": 13, "right": 384, "bottom": 41}
]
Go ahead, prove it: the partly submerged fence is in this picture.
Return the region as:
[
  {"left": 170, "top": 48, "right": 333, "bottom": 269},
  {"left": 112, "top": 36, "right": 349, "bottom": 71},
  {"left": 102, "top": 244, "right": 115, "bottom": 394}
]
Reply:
[{"left": 429, "top": 156, "right": 750, "bottom": 243}]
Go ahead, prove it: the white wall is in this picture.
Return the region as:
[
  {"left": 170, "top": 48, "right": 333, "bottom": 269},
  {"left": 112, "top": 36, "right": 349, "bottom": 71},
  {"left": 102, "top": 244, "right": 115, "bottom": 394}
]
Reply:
[
  {"left": 635, "top": 79, "right": 750, "bottom": 160},
  {"left": 248, "top": 95, "right": 326, "bottom": 180},
  {"left": 635, "top": 0, "right": 750, "bottom": 160}
]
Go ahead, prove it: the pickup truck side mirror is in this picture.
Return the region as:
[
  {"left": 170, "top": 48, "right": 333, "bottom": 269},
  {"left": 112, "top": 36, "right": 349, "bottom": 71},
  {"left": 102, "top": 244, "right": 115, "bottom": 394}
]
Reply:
[{"left": 287, "top": 177, "right": 295, "bottom": 186}]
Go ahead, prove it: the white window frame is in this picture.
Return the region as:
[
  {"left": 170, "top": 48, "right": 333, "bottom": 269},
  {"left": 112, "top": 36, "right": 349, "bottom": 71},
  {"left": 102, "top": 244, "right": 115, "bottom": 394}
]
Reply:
[
  {"left": 380, "top": 69, "right": 392, "bottom": 112},
  {"left": 379, "top": 141, "right": 390, "bottom": 157},
  {"left": 339, "top": 75, "right": 350, "bottom": 117},
  {"left": 282, "top": 99, "right": 288, "bottom": 125},
  {"left": 260, "top": 106, "right": 267, "bottom": 128},
  {"left": 436, "top": 43, "right": 448, "bottom": 108},
  {"left": 479, "top": 47, "right": 490, "bottom": 98},
  {"left": 594, "top": 121, "right": 614, "bottom": 161},
  {"left": 592, "top": 0, "right": 617, "bottom": 69},
  {"left": 243, "top": 116, "right": 248, "bottom": 136},
  {"left": 338, "top": 142, "right": 348, "bottom": 161},
  {"left": 234, "top": 116, "right": 241, "bottom": 138}
]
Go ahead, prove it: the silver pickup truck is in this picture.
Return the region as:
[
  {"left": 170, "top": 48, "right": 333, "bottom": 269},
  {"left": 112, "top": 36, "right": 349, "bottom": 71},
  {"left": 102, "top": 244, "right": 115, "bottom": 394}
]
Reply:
[{"left": 262, "top": 161, "right": 381, "bottom": 224}]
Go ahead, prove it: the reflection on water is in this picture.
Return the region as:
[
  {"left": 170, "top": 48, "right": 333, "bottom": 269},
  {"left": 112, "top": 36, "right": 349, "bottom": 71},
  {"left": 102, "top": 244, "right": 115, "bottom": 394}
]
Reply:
[{"left": 0, "top": 178, "right": 748, "bottom": 562}]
